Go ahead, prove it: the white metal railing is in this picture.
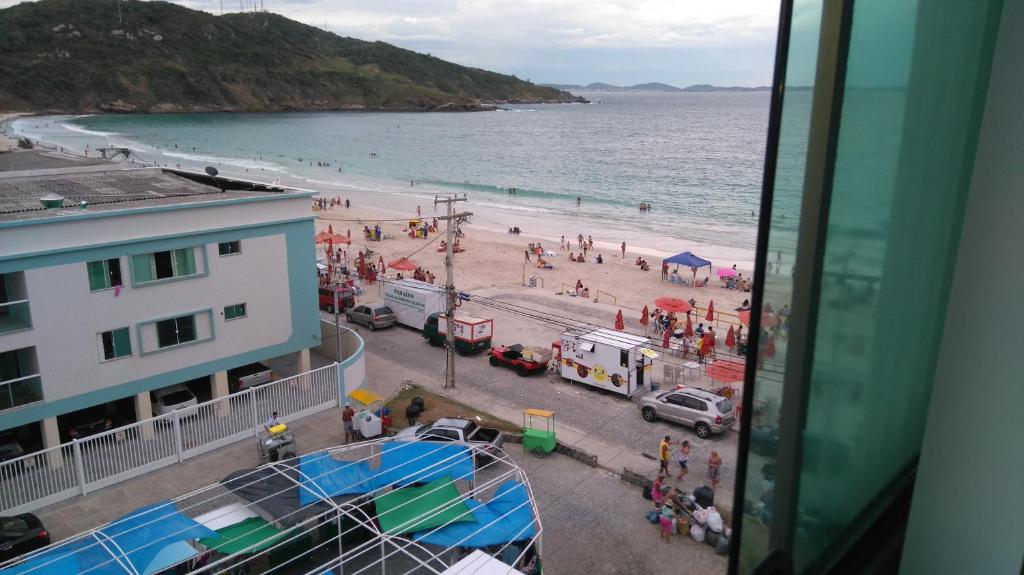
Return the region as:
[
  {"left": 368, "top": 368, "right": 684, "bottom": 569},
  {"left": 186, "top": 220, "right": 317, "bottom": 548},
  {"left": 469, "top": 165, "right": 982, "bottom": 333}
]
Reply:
[{"left": 0, "top": 361, "right": 354, "bottom": 515}]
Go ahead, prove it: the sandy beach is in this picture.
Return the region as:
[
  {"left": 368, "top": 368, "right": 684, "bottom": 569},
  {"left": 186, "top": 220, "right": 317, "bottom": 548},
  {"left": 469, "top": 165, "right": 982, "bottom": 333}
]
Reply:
[
  {"left": 314, "top": 200, "right": 754, "bottom": 334},
  {"left": 0, "top": 113, "right": 25, "bottom": 151}
]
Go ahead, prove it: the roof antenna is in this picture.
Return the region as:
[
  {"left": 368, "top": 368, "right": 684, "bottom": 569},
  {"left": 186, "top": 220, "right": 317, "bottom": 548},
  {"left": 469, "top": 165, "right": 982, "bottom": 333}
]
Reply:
[{"left": 205, "top": 166, "right": 225, "bottom": 192}]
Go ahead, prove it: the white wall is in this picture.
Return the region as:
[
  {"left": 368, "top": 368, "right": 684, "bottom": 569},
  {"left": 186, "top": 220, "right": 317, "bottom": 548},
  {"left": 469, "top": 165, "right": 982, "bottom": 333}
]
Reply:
[
  {"left": 900, "top": 2, "right": 1024, "bottom": 572},
  {"left": 8, "top": 233, "right": 293, "bottom": 402}
]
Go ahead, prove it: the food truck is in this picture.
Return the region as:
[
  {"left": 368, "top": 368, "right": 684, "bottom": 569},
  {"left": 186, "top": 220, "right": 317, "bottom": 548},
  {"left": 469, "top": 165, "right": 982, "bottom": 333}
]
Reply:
[
  {"left": 424, "top": 313, "right": 494, "bottom": 354},
  {"left": 383, "top": 279, "right": 447, "bottom": 330},
  {"left": 555, "top": 328, "right": 657, "bottom": 397}
]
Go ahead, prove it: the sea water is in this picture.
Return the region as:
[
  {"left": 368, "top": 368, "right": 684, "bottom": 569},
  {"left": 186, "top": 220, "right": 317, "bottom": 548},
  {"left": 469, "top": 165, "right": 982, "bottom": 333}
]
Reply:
[{"left": 12, "top": 91, "right": 801, "bottom": 267}]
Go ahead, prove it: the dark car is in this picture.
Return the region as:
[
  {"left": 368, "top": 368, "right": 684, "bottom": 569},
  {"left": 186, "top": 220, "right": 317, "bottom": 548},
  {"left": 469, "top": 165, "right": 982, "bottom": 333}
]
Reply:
[
  {"left": 0, "top": 434, "right": 24, "bottom": 463},
  {"left": 63, "top": 406, "right": 114, "bottom": 441},
  {"left": 0, "top": 514, "right": 50, "bottom": 562}
]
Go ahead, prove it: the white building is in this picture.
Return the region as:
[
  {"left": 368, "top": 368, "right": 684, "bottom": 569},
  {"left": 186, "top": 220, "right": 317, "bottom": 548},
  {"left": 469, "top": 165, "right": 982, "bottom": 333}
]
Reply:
[{"left": 0, "top": 162, "right": 322, "bottom": 455}]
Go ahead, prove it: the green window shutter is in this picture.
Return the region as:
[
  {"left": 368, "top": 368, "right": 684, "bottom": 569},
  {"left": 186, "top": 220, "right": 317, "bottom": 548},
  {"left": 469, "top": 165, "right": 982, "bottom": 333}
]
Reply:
[
  {"left": 87, "top": 261, "right": 108, "bottom": 290},
  {"left": 174, "top": 248, "right": 196, "bottom": 276},
  {"left": 224, "top": 305, "right": 235, "bottom": 320},
  {"left": 132, "top": 254, "right": 154, "bottom": 283},
  {"left": 112, "top": 328, "right": 132, "bottom": 357}
]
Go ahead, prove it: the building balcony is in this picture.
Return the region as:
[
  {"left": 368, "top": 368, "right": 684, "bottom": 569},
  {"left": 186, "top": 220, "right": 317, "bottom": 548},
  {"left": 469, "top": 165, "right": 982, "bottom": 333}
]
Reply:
[
  {"left": 0, "top": 299, "right": 32, "bottom": 334},
  {"left": 0, "top": 373, "right": 43, "bottom": 412}
]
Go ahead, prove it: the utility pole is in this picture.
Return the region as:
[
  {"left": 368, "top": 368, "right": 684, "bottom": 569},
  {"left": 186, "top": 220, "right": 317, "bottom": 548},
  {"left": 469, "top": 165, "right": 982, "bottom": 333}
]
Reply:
[{"left": 433, "top": 194, "right": 471, "bottom": 389}]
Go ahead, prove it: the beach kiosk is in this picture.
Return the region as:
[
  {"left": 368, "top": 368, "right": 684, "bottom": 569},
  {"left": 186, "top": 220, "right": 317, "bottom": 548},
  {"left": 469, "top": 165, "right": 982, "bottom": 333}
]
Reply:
[{"left": 557, "top": 327, "right": 655, "bottom": 397}]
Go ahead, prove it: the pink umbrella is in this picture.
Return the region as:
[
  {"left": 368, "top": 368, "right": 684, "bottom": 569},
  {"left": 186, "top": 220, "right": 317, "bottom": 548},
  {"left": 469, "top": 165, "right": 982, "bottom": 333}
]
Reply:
[{"left": 717, "top": 268, "right": 738, "bottom": 278}]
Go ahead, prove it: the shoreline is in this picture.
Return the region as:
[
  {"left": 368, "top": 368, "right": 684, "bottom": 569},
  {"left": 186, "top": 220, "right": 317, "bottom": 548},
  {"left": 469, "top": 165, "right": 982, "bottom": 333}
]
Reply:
[{"left": 9, "top": 114, "right": 758, "bottom": 271}]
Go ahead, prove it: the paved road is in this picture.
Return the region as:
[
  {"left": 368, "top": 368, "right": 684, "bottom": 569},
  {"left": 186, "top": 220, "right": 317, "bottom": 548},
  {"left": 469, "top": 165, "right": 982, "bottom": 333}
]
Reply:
[{"left": 340, "top": 294, "right": 739, "bottom": 503}]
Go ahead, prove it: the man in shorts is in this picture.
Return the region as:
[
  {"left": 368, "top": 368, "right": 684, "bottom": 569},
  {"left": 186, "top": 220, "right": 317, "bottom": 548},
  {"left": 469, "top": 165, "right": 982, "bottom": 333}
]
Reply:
[
  {"left": 342, "top": 402, "right": 355, "bottom": 443},
  {"left": 658, "top": 435, "right": 673, "bottom": 474}
]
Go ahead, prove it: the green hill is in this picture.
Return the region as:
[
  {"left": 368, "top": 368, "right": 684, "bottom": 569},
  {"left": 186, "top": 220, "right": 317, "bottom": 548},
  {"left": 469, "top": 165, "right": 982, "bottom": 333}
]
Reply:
[{"left": 0, "top": 0, "right": 582, "bottom": 113}]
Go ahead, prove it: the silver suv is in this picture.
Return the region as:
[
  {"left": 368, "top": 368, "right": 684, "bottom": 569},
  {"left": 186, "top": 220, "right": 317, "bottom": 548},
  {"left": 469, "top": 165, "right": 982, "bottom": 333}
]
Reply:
[{"left": 637, "top": 387, "right": 735, "bottom": 438}]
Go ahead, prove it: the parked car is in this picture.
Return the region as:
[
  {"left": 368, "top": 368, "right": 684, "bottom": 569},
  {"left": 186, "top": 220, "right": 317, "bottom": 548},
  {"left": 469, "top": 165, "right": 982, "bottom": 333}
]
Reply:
[
  {"left": 151, "top": 385, "right": 199, "bottom": 416},
  {"left": 346, "top": 303, "right": 397, "bottom": 331},
  {"left": 227, "top": 362, "right": 274, "bottom": 394},
  {"left": 0, "top": 433, "right": 24, "bottom": 463},
  {"left": 636, "top": 387, "right": 735, "bottom": 439},
  {"left": 393, "top": 418, "right": 505, "bottom": 462},
  {"left": 0, "top": 513, "right": 50, "bottom": 562},
  {"left": 318, "top": 286, "right": 356, "bottom": 314},
  {"left": 64, "top": 406, "right": 115, "bottom": 440}
]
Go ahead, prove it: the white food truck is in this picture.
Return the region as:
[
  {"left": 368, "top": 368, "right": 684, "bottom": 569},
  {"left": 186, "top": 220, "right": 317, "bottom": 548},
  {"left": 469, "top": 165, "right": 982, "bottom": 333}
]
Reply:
[
  {"left": 383, "top": 279, "right": 446, "bottom": 330},
  {"left": 555, "top": 328, "right": 657, "bottom": 397}
]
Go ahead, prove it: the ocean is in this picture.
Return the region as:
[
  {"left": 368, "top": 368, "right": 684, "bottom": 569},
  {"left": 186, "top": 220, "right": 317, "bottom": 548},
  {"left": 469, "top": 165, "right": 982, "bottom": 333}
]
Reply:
[{"left": 10, "top": 91, "right": 781, "bottom": 267}]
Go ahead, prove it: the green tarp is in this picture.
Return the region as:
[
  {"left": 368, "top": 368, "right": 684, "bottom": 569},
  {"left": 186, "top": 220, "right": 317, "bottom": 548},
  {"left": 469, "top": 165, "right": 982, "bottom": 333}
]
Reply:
[
  {"left": 374, "top": 476, "right": 473, "bottom": 535},
  {"left": 199, "top": 517, "right": 290, "bottom": 554}
]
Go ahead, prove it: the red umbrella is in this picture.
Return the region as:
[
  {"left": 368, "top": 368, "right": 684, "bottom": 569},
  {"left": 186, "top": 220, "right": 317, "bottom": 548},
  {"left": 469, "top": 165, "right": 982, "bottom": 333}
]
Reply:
[
  {"left": 725, "top": 325, "right": 736, "bottom": 348},
  {"left": 765, "top": 336, "right": 776, "bottom": 358},
  {"left": 315, "top": 231, "right": 332, "bottom": 244},
  {"left": 706, "top": 359, "right": 745, "bottom": 383},
  {"left": 614, "top": 310, "right": 624, "bottom": 331},
  {"left": 706, "top": 300, "right": 715, "bottom": 322},
  {"left": 639, "top": 305, "right": 650, "bottom": 326},
  {"left": 684, "top": 315, "right": 694, "bottom": 337},
  {"left": 388, "top": 257, "right": 418, "bottom": 271},
  {"left": 662, "top": 328, "right": 671, "bottom": 349},
  {"left": 327, "top": 233, "right": 351, "bottom": 245},
  {"left": 327, "top": 224, "right": 334, "bottom": 234},
  {"left": 654, "top": 297, "right": 692, "bottom": 314}
]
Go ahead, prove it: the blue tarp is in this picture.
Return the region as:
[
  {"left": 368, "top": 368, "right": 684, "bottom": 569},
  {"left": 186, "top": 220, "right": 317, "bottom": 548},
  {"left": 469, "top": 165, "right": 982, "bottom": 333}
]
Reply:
[
  {"left": 297, "top": 443, "right": 474, "bottom": 506},
  {"left": 663, "top": 251, "right": 712, "bottom": 268},
  {"left": 0, "top": 501, "right": 217, "bottom": 575},
  {"left": 412, "top": 481, "right": 536, "bottom": 548},
  {"left": 379, "top": 442, "right": 474, "bottom": 487}
]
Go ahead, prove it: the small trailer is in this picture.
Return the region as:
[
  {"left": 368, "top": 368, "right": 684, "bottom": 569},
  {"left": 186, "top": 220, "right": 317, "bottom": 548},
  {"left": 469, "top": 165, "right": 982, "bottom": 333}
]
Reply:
[
  {"left": 555, "top": 327, "right": 657, "bottom": 397},
  {"left": 424, "top": 313, "right": 494, "bottom": 354},
  {"left": 489, "top": 344, "right": 551, "bottom": 376},
  {"left": 383, "top": 279, "right": 446, "bottom": 330}
]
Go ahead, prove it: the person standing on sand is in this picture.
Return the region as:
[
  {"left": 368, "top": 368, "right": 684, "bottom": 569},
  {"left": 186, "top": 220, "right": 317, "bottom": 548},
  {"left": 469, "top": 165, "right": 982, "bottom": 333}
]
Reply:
[
  {"left": 662, "top": 261, "right": 669, "bottom": 281},
  {"left": 524, "top": 250, "right": 531, "bottom": 263},
  {"left": 577, "top": 195, "right": 581, "bottom": 206},
  {"left": 560, "top": 236, "right": 566, "bottom": 251},
  {"left": 621, "top": 241, "right": 626, "bottom": 258},
  {"left": 578, "top": 234, "right": 584, "bottom": 249},
  {"left": 588, "top": 236, "right": 594, "bottom": 250}
]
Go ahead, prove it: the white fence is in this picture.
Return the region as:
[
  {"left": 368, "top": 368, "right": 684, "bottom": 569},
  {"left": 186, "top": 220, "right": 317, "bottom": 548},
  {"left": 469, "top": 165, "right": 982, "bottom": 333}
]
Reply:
[{"left": 0, "top": 362, "right": 349, "bottom": 515}]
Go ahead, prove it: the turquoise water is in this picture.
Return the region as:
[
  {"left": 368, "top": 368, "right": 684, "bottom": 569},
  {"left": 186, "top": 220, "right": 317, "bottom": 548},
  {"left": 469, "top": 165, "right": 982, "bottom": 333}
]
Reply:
[{"left": 13, "top": 91, "right": 786, "bottom": 265}]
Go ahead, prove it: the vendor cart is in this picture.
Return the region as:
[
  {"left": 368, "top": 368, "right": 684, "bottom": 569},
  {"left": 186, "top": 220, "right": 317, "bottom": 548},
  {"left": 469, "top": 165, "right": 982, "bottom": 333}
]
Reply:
[
  {"left": 522, "top": 409, "right": 556, "bottom": 457},
  {"left": 257, "top": 424, "right": 297, "bottom": 463}
]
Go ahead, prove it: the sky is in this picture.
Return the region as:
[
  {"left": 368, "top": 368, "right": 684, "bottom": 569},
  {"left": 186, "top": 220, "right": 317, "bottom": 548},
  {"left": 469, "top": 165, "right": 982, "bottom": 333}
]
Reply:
[{"left": 1, "top": 0, "right": 783, "bottom": 87}]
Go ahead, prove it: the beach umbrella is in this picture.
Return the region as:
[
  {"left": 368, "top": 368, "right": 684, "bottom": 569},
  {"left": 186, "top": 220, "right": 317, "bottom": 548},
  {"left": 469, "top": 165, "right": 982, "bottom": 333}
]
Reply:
[
  {"left": 328, "top": 224, "right": 334, "bottom": 234},
  {"left": 640, "top": 305, "right": 650, "bottom": 336},
  {"left": 706, "top": 359, "right": 745, "bottom": 384},
  {"left": 765, "top": 336, "right": 776, "bottom": 358},
  {"left": 327, "top": 233, "right": 351, "bottom": 245},
  {"left": 684, "top": 315, "right": 694, "bottom": 337},
  {"left": 662, "top": 328, "right": 671, "bottom": 349},
  {"left": 378, "top": 255, "right": 385, "bottom": 271},
  {"left": 725, "top": 325, "right": 736, "bottom": 348},
  {"left": 706, "top": 300, "right": 716, "bottom": 322},
  {"left": 614, "top": 310, "right": 625, "bottom": 331},
  {"left": 315, "top": 231, "right": 332, "bottom": 244},
  {"left": 347, "top": 228, "right": 351, "bottom": 238},
  {"left": 388, "top": 257, "right": 418, "bottom": 271},
  {"left": 654, "top": 297, "right": 692, "bottom": 314},
  {"left": 717, "top": 268, "right": 738, "bottom": 278}
]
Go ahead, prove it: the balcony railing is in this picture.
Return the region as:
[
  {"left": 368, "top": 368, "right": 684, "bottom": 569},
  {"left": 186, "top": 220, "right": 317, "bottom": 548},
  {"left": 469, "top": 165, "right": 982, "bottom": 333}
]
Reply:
[
  {"left": 0, "top": 374, "right": 43, "bottom": 412},
  {"left": 0, "top": 299, "right": 32, "bottom": 334}
]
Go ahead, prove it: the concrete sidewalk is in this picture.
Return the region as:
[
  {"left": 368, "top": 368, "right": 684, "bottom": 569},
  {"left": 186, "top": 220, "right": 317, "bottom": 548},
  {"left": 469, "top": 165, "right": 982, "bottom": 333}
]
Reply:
[{"left": 359, "top": 348, "right": 736, "bottom": 513}]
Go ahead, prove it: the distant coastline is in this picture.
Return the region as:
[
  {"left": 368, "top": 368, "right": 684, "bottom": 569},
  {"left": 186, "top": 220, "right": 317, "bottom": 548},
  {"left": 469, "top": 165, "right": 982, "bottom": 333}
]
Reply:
[{"left": 541, "top": 82, "right": 772, "bottom": 93}]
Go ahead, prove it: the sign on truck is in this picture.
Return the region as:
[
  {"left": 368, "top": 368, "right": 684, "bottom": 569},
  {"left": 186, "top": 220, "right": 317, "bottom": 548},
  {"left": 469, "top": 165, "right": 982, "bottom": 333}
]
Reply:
[
  {"left": 424, "top": 313, "right": 494, "bottom": 354},
  {"left": 383, "top": 279, "right": 446, "bottom": 330},
  {"left": 556, "top": 328, "right": 657, "bottom": 397}
]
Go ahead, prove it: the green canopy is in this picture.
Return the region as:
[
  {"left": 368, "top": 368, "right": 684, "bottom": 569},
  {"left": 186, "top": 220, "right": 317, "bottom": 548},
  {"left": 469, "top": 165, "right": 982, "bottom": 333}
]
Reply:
[
  {"left": 374, "top": 476, "right": 473, "bottom": 535},
  {"left": 199, "top": 517, "right": 290, "bottom": 554}
]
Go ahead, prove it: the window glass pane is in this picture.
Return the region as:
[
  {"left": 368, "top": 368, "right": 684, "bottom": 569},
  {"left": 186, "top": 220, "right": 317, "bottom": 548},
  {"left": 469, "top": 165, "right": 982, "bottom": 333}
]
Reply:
[
  {"left": 176, "top": 315, "right": 196, "bottom": 343},
  {"left": 155, "top": 318, "right": 178, "bottom": 347},
  {"left": 107, "top": 258, "right": 122, "bottom": 287},
  {"left": 100, "top": 331, "right": 115, "bottom": 360},
  {"left": 153, "top": 251, "right": 174, "bottom": 279},
  {"left": 132, "top": 254, "right": 154, "bottom": 283},
  {"left": 218, "top": 241, "right": 240, "bottom": 255},
  {"left": 112, "top": 328, "right": 131, "bottom": 357},
  {"left": 174, "top": 248, "right": 196, "bottom": 276},
  {"left": 87, "top": 261, "right": 108, "bottom": 291}
]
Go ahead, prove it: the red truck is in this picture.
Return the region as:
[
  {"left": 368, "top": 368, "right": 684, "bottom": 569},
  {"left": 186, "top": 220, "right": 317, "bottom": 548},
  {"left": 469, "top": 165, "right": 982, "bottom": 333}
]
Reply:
[{"left": 488, "top": 344, "right": 552, "bottom": 376}]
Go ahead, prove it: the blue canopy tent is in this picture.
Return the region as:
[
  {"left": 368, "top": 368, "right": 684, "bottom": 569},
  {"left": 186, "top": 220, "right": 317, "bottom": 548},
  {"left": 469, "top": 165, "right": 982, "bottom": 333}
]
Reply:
[
  {"left": 663, "top": 251, "right": 711, "bottom": 270},
  {"left": 0, "top": 501, "right": 216, "bottom": 575}
]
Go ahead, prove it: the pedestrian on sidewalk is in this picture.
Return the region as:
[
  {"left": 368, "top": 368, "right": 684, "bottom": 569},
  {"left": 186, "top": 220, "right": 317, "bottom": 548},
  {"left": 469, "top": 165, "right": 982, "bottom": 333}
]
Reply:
[
  {"left": 658, "top": 495, "right": 676, "bottom": 543},
  {"left": 708, "top": 450, "right": 722, "bottom": 491},
  {"left": 342, "top": 403, "right": 355, "bottom": 443},
  {"left": 264, "top": 411, "right": 281, "bottom": 431},
  {"left": 676, "top": 440, "right": 690, "bottom": 481},
  {"left": 651, "top": 474, "right": 667, "bottom": 511},
  {"left": 658, "top": 435, "right": 674, "bottom": 475}
]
